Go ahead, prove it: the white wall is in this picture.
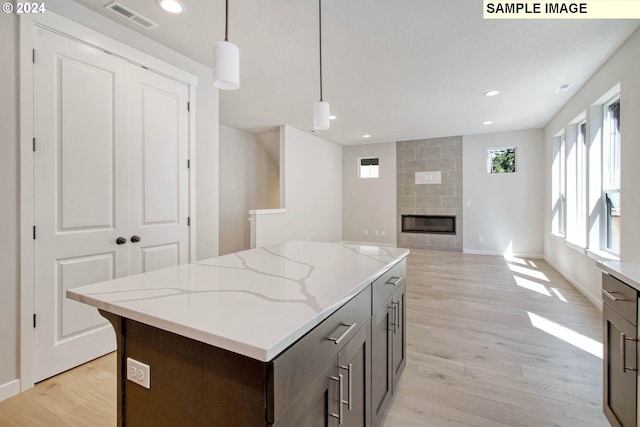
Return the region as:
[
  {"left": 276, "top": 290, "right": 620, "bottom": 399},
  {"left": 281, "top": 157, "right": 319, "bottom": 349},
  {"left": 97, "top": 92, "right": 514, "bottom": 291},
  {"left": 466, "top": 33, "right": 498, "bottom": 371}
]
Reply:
[
  {"left": 0, "top": 12, "right": 19, "bottom": 391},
  {"left": 544, "top": 27, "right": 640, "bottom": 308},
  {"left": 1, "top": 2, "right": 220, "bottom": 395},
  {"left": 219, "top": 126, "right": 279, "bottom": 255},
  {"left": 342, "top": 142, "right": 397, "bottom": 245},
  {"left": 463, "top": 129, "right": 545, "bottom": 257},
  {"left": 253, "top": 126, "right": 342, "bottom": 247}
]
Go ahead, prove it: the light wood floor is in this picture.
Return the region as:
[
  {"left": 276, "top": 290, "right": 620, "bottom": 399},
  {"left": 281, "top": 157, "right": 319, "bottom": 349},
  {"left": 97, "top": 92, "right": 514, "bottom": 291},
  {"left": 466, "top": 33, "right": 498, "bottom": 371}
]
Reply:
[{"left": 0, "top": 250, "right": 608, "bottom": 427}]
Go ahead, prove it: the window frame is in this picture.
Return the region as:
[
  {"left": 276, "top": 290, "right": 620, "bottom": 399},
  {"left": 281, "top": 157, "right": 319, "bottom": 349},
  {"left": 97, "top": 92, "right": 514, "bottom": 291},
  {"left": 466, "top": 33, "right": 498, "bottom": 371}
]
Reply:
[
  {"left": 602, "top": 96, "right": 621, "bottom": 255},
  {"left": 358, "top": 157, "right": 380, "bottom": 179}
]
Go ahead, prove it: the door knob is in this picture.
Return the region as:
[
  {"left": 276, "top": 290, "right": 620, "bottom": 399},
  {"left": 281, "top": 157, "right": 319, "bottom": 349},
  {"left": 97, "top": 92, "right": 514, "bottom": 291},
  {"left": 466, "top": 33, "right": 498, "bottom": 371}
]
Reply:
[
  {"left": 131, "top": 235, "right": 141, "bottom": 243},
  {"left": 116, "top": 237, "right": 127, "bottom": 245}
]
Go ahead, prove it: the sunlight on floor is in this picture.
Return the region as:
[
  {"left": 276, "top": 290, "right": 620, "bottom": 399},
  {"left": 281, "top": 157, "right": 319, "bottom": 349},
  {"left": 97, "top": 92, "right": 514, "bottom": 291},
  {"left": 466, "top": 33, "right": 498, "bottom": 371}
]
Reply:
[
  {"left": 508, "top": 263, "right": 550, "bottom": 282},
  {"left": 527, "top": 311, "right": 603, "bottom": 358},
  {"left": 514, "top": 276, "right": 551, "bottom": 296},
  {"left": 550, "top": 287, "right": 568, "bottom": 302}
]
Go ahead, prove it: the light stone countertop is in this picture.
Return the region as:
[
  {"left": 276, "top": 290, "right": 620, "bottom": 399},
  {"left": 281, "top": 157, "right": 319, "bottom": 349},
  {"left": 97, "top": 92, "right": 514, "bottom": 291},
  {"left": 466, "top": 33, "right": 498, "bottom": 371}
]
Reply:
[
  {"left": 597, "top": 261, "right": 640, "bottom": 291},
  {"left": 67, "top": 241, "right": 409, "bottom": 362}
]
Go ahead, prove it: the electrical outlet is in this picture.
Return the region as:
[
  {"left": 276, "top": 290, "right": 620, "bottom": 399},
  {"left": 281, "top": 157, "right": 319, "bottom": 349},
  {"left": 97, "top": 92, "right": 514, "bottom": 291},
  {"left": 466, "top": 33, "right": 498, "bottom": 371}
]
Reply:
[
  {"left": 375, "top": 230, "right": 379, "bottom": 236},
  {"left": 127, "top": 357, "right": 150, "bottom": 389},
  {"left": 381, "top": 231, "right": 385, "bottom": 236},
  {"left": 478, "top": 235, "right": 484, "bottom": 243},
  {"left": 364, "top": 229, "right": 368, "bottom": 235}
]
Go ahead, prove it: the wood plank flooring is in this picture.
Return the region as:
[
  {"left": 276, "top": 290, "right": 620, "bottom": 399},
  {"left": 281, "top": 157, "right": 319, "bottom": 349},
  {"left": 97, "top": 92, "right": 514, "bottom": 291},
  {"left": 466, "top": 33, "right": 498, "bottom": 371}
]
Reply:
[{"left": 0, "top": 250, "right": 608, "bottom": 427}]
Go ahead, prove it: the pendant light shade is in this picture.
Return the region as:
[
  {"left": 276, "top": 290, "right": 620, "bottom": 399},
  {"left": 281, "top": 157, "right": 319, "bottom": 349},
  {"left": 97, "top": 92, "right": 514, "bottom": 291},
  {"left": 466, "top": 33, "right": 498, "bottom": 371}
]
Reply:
[
  {"left": 313, "top": 101, "right": 330, "bottom": 130},
  {"left": 213, "top": 0, "right": 239, "bottom": 91},
  {"left": 213, "top": 41, "right": 239, "bottom": 90},
  {"left": 313, "top": 0, "right": 330, "bottom": 131}
]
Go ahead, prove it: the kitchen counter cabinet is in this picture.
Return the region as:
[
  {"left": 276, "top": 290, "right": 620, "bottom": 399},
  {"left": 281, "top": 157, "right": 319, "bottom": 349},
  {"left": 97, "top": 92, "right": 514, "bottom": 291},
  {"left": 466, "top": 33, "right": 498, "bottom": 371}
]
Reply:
[{"left": 68, "top": 241, "right": 409, "bottom": 427}]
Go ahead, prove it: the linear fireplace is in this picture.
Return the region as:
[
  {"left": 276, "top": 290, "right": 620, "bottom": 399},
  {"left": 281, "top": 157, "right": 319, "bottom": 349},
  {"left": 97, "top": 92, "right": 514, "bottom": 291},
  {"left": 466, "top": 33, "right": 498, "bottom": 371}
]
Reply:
[{"left": 401, "top": 215, "right": 456, "bottom": 235}]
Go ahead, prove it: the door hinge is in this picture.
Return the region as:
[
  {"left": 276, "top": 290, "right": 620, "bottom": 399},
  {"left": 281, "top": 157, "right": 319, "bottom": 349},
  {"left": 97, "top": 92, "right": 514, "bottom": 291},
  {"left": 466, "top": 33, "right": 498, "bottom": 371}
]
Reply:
[
  {"left": 32, "top": 137, "right": 36, "bottom": 152},
  {"left": 33, "top": 226, "right": 36, "bottom": 239},
  {"left": 32, "top": 49, "right": 35, "bottom": 63},
  {"left": 187, "top": 217, "right": 191, "bottom": 226},
  {"left": 187, "top": 102, "right": 190, "bottom": 112},
  {"left": 33, "top": 314, "right": 37, "bottom": 328}
]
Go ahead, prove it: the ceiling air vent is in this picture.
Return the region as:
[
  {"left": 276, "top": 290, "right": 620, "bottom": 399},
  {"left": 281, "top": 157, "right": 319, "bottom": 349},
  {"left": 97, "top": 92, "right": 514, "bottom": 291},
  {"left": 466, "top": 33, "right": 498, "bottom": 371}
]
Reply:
[{"left": 105, "top": 2, "right": 158, "bottom": 30}]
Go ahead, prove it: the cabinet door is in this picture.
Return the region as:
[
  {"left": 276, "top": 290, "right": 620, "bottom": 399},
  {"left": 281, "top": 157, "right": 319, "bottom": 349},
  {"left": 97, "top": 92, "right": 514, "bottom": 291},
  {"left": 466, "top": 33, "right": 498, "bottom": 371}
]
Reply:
[
  {"left": 273, "top": 361, "right": 339, "bottom": 427},
  {"left": 391, "top": 282, "right": 407, "bottom": 392},
  {"left": 603, "top": 303, "right": 637, "bottom": 427},
  {"left": 338, "top": 320, "right": 371, "bottom": 427},
  {"left": 371, "top": 297, "right": 393, "bottom": 426}
]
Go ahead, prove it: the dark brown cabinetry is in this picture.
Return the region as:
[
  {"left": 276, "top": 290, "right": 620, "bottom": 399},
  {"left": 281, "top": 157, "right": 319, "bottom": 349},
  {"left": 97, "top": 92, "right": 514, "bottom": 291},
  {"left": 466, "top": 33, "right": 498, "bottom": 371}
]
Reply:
[
  {"left": 603, "top": 272, "right": 638, "bottom": 427},
  {"left": 371, "top": 259, "right": 407, "bottom": 427}
]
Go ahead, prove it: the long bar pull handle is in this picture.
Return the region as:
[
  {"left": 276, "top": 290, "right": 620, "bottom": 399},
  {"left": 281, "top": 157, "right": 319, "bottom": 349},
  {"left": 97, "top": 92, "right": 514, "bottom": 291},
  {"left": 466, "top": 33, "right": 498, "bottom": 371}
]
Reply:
[
  {"left": 603, "top": 289, "right": 625, "bottom": 301},
  {"left": 339, "top": 364, "right": 353, "bottom": 410},
  {"left": 327, "top": 323, "right": 357, "bottom": 345},
  {"left": 329, "top": 374, "right": 344, "bottom": 425},
  {"left": 391, "top": 301, "right": 401, "bottom": 335},
  {"left": 621, "top": 332, "right": 638, "bottom": 373},
  {"left": 388, "top": 304, "right": 396, "bottom": 332}
]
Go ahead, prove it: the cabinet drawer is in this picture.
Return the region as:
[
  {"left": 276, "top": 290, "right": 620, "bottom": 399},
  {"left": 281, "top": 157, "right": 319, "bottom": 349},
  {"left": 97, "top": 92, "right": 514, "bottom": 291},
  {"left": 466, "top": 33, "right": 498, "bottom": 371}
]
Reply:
[
  {"left": 603, "top": 273, "right": 638, "bottom": 325},
  {"left": 372, "top": 258, "right": 407, "bottom": 310},
  {"left": 267, "top": 286, "right": 371, "bottom": 424}
]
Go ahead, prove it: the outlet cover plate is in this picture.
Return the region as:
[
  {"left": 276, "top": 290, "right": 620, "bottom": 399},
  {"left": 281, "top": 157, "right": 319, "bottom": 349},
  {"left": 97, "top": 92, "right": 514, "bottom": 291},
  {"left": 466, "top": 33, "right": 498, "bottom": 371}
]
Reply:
[
  {"left": 415, "top": 171, "right": 441, "bottom": 185},
  {"left": 127, "top": 357, "right": 150, "bottom": 389}
]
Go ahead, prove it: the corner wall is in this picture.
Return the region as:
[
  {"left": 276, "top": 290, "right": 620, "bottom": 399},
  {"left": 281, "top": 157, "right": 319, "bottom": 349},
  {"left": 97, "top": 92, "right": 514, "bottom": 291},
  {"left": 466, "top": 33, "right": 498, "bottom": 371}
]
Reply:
[
  {"left": 219, "top": 126, "right": 279, "bottom": 255},
  {"left": 252, "top": 126, "right": 342, "bottom": 247},
  {"left": 463, "top": 129, "right": 545, "bottom": 257},
  {"left": 342, "top": 142, "right": 396, "bottom": 245}
]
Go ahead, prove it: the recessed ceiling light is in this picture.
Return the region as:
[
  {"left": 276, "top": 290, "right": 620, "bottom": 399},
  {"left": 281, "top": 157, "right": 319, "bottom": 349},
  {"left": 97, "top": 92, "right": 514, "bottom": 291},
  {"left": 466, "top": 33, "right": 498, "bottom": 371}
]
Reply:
[
  {"left": 158, "top": 0, "right": 184, "bottom": 14},
  {"left": 554, "top": 83, "right": 572, "bottom": 94},
  {"left": 362, "top": 134, "right": 371, "bottom": 138},
  {"left": 329, "top": 115, "right": 337, "bottom": 120},
  {"left": 483, "top": 121, "right": 493, "bottom": 125},
  {"left": 484, "top": 90, "right": 500, "bottom": 97}
]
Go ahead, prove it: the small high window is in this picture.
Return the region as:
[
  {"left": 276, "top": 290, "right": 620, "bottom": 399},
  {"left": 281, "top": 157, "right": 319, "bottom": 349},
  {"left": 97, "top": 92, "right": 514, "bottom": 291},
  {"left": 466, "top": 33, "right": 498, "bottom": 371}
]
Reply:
[
  {"left": 487, "top": 147, "right": 516, "bottom": 174},
  {"left": 359, "top": 157, "right": 379, "bottom": 179}
]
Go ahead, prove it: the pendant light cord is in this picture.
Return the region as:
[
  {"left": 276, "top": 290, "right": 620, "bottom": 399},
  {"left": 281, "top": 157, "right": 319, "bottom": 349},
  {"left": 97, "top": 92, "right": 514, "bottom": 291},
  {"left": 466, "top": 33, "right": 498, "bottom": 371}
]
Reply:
[
  {"left": 225, "top": 0, "right": 229, "bottom": 42},
  {"left": 319, "top": 0, "right": 323, "bottom": 102}
]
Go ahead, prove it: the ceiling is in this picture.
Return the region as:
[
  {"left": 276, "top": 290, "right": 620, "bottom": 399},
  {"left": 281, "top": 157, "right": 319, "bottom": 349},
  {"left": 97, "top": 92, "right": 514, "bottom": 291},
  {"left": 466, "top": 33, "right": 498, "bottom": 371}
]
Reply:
[{"left": 67, "top": 0, "right": 639, "bottom": 145}]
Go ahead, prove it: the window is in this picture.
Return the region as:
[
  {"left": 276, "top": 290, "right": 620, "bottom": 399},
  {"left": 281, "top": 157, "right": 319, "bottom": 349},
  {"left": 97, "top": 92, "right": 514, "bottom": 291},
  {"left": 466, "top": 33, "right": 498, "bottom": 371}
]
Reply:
[
  {"left": 487, "top": 147, "right": 516, "bottom": 173},
  {"left": 565, "top": 119, "right": 587, "bottom": 246},
  {"left": 603, "top": 97, "right": 620, "bottom": 254},
  {"left": 551, "top": 134, "right": 565, "bottom": 236},
  {"left": 359, "top": 157, "right": 379, "bottom": 179}
]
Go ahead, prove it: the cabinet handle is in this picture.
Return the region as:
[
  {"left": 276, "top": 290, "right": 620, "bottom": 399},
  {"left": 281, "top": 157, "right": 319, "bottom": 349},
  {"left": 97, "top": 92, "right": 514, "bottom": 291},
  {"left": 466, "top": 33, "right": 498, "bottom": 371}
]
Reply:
[
  {"left": 386, "top": 276, "right": 403, "bottom": 286},
  {"left": 327, "top": 323, "right": 357, "bottom": 345},
  {"left": 603, "top": 289, "right": 625, "bottom": 301},
  {"left": 388, "top": 304, "right": 396, "bottom": 332},
  {"left": 392, "top": 301, "right": 400, "bottom": 335},
  {"left": 329, "top": 373, "right": 344, "bottom": 425},
  {"left": 339, "top": 364, "right": 353, "bottom": 410},
  {"left": 621, "top": 332, "right": 638, "bottom": 373}
]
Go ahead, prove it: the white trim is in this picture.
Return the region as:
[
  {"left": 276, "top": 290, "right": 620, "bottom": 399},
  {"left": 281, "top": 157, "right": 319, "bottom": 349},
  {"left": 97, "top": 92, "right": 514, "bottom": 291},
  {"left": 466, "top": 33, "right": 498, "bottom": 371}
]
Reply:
[
  {"left": 544, "top": 255, "right": 603, "bottom": 311},
  {"left": 0, "top": 379, "right": 21, "bottom": 402},
  {"left": 549, "top": 232, "right": 565, "bottom": 243},
  {"left": 463, "top": 249, "right": 544, "bottom": 259},
  {"left": 564, "top": 240, "right": 587, "bottom": 255},
  {"left": 586, "top": 248, "right": 620, "bottom": 263},
  {"left": 249, "top": 208, "right": 288, "bottom": 215},
  {"left": 19, "top": 11, "right": 198, "bottom": 392}
]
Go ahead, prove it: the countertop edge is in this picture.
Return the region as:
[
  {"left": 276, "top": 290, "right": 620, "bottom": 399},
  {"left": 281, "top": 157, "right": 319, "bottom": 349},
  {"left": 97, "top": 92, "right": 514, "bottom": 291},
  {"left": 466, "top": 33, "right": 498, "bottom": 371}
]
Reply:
[
  {"left": 597, "top": 261, "right": 640, "bottom": 292},
  {"left": 67, "top": 250, "right": 409, "bottom": 362}
]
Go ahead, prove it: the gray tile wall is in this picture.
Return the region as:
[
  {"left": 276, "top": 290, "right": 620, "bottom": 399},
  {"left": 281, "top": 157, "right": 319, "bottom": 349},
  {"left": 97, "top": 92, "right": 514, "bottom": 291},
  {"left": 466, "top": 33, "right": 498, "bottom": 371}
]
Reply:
[{"left": 397, "top": 136, "right": 463, "bottom": 251}]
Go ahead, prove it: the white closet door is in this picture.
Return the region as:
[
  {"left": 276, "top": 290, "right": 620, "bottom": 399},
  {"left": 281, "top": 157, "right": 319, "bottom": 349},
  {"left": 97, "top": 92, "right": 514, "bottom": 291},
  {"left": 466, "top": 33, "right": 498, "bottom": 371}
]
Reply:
[
  {"left": 33, "top": 28, "right": 124, "bottom": 381},
  {"left": 127, "top": 66, "right": 190, "bottom": 274}
]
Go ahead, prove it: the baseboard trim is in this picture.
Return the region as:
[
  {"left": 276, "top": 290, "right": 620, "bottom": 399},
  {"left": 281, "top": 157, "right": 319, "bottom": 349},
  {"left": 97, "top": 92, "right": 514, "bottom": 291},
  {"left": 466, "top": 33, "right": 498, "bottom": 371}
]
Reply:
[
  {"left": 463, "top": 249, "right": 544, "bottom": 259},
  {"left": 544, "top": 256, "right": 602, "bottom": 311},
  {"left": 0, "top": 379, "right": 20, "bottom": 402}
]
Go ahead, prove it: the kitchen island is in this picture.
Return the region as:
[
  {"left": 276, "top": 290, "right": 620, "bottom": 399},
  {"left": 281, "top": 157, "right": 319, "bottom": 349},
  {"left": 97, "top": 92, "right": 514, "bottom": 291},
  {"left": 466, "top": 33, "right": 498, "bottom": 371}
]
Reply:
[{"left": 68, "top": 241, "right": 409, "bottom": 427}]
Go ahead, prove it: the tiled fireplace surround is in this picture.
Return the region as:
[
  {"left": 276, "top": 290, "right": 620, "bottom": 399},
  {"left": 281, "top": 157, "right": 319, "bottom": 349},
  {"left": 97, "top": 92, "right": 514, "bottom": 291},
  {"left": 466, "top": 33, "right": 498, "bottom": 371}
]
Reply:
[{"left": 397, "top": 136, "right": 463, "bottom": 251}]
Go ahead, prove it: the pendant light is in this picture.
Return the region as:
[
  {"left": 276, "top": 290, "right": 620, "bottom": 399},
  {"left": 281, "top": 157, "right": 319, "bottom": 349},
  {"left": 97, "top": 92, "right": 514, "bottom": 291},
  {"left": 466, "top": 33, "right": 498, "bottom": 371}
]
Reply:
[
  {"left": 213, "top": 0, "right": 239, "bottom": 90},
  {"left": 313, "top": 0, "right": 330, "bottom": 130}
]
